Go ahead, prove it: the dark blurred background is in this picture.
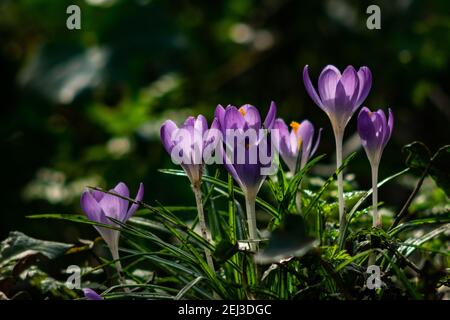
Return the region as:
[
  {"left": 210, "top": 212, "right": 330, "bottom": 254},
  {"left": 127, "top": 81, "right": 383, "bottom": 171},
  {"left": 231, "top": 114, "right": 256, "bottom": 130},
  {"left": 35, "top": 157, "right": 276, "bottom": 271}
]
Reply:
[{"left": 1, "top": 0, "right": 449, "bottom": 241}]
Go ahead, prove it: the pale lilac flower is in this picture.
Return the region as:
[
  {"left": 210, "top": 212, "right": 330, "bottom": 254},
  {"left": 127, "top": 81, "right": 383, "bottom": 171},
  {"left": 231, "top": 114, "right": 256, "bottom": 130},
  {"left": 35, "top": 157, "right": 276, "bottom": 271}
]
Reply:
[
  {"left": 273, "top": 118, "right": 322, "bottom": 173},
  {"left": 357, "top": 107, "right": 394, "bottom": 166},
  {"left": 303, "top": 64, "right": 372, "bottom": 232},
  {"left": 80, "top": 182, "right": 144, "bottom": 266},
  {"left": 357, "top": 107, "right": 394, "bottom": 228}
]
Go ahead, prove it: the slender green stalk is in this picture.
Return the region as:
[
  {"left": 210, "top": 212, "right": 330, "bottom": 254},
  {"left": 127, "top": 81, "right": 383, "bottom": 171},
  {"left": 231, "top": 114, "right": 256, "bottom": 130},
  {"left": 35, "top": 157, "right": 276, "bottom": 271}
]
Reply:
[
  {"left": 335, "top": 131, "right": 346, "bottom": 235},
  {"left": 295, "top": 180, "right": 303, "bottom": 215},
  {"left": 371, "top": 164, "right": 380, "bottom": 228},
  {"left": 192, "top": 184, "right": 216, "bottom": 274},
  {"left": 110, "top": 242, "right": 130, "bottom": 292}
]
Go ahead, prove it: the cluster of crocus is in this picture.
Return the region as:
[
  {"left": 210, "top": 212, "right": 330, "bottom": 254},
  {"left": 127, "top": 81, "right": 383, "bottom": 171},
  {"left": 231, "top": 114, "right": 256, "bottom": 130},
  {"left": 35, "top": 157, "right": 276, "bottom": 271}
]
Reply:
[
  {"left": 80, "top": 182, "right": 144, "bottom": 278},
  {"left": 159, "top": 103, "right": 278, "bottom": 253},
  {"left": 303, "top": 64, "right": 393, "bottom": 229},
  {"left": 78, "top": 62, "right": 394, "bottom": 300}
]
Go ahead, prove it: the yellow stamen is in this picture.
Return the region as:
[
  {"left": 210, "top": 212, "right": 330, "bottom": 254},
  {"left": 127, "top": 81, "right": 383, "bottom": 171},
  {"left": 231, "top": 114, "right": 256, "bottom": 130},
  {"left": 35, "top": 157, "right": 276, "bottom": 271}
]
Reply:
[
  {"left": 239, "top": 107, "right": 246, "bottom": 116},
  {"left": 290, "top": 121, "right": 301, "bottom": 134}
]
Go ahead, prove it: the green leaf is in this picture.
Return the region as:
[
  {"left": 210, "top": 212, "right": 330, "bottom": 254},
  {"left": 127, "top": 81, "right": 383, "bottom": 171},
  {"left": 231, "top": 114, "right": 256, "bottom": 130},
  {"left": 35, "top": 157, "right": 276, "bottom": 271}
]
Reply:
[
  {"left": 304, "top": 152, "right": 357, "bottom": 218},
  {"left": 255, "top": 215, "right": 318, "bottom": 264},
  {"left": 338, "top": 168, "right": 409, "bottom": 249},
  {"left": 429, "top": 145, "right": 450, "bottom": 196},
  {"left": 175, "top": 276, "right": 204, "bottom": 300},
  {"left": 0, "top": 231, "right": 72, "bottom": 268},
  {"left": 403, "top": 143, "right": 450, "bottom": 196},
  {"left": 398, "top": 224, "right": 449, "bottom": 257},
  {"left": 213, "top": 239, "right": 238, "bottom": 264},
  {"left": 160, "top": 169, "right": 280, "bottom": 219},
  {"left": 322, "top": 191, "right": 366, "bottom": 216},
  {"left": 280, "top": 154, "right": 325, "bottom": 214},
  {"left": 403, "top": 141, "right": 431, "bottom": 172},
  {"left": 388, "top": 211, "right": 450, "bottom": 236}
]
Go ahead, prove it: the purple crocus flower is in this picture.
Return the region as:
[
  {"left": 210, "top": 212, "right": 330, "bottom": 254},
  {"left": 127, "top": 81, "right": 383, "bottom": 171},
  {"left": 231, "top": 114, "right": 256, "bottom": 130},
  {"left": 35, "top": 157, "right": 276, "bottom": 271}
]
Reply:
[
  {"left": 273, "top": 118, "right": 322, "bottom": 174},
  {"left": 160, "top": 115, "right": 220, "bottom": 187},
  {"left": 80, "top": 182, "right": 144, "bottom": 268},
  {"left": 357, "top": 107, "right": 394, "bottom": 228},
  {"left": 82, "top": 288, "right": 103, "bottom": 300},
  {"left": 214, "top": 102, "right": 277, "bottom": 196},
  {"left": 357, "top": 107, "right": 394, "bottom": 166},
  {"left": 303, "top": 65, "right": 372, "bottom": 133},
  {"left": 303, "top": 64, "right": 372, "bottom": 233},
  {"left": 214, "top": 102, "right": 276, "bottom": 247},
  {"left": 160, "top": 115, "right": 221, "bottom": 273}
]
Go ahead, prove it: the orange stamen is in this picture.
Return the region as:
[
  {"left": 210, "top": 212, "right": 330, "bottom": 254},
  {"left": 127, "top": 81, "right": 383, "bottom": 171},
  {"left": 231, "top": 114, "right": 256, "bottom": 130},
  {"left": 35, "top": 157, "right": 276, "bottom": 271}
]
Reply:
[
  {"left": 290, "top": 121, "right": 301, "bottom": 134},
  {"left": 239, "top": 107, "right": 246, "bottom": 116}
]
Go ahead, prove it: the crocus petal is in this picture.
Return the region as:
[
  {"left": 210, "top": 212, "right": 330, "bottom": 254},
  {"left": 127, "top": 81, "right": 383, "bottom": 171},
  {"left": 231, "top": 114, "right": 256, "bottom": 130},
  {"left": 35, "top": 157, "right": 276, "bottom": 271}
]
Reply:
[
  {"left": 273, "top": 118, "right": 289, "bottom": 152},
  {"left": 303, "top": 65, "right": 324, "bottom": 110},
  {"left": 357, "top": 107, "right": 376, "bottom": 147},
  {"left": 99, "top": 192, "right": 125, "bottom": 221},
  {"left": 273, "top": 118, "right": 296, "bottom": 172},
  {"left": 82, "top": 288, "right": 103, "bottom": 300},
  {"left": 224, "top": 107, "right": 246, "bottom": 132},
  {"left": 160, "top": 120, "right": 178, "bottom": 153},
  {"left": 214, "top": 104, "right": 226, "bottom": 130},
  {"left": 182, "top": 116, "right": 196, "bottom": 129},
  {"left": 318, "top": 65, "right": 341, "bottom": 106},
  {"left": 356, "top": 67, "right": 372, "bottom": 106},
  {"left": 298, "top": 120, "right": 314, "bottom": 155},
  {"left": 125, "top": 182, "right": 144, "bottom": 222},
  {"left": 385, "top": 108, "right": 394, "bottom": 146},
  {"left": 222, "top": 158, "right": 244, "bottom": 188},
  {"left": 91, "top": 190, "right": 105, "bottom": 202},
  {"left": 112, "top": 182, "right": 130, "bottom": 221},
  {"left": 263, "top": 101, "right": 277, "bottom": 129},
  {"left": 195, "top": 114, "right": 208, "bottom": 137},
  {"left": 311, "top": 128, "right": 323, "bottom": 156},
  {"left": 340, "top": 66, "right": 358, "bottom": 96},
  {"left": 81, "top": 191, "right": 107, "bottom": 224},
  {"left": 240, "top": 104, "right": 261, "bottom": 130},
  {"left": 333, "top": 81, "right": 353, "bottom": 130}
]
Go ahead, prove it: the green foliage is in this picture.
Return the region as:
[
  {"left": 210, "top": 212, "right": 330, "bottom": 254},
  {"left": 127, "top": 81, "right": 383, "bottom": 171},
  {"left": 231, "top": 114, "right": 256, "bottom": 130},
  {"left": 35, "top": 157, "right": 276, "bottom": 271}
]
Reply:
[{"left": 4, "top": 142, "right": 446, "bottom": 300}]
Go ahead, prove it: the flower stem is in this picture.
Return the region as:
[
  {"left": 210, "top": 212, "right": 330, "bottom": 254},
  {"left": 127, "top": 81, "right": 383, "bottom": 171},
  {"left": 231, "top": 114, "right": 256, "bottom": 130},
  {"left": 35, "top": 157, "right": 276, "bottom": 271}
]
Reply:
[
  {"left": 244, "top": 193, "right": 258, "bottom": 252},
  {"left": 295, "top": 180, "right": 303, "bottom": 215},
  {"left": 110, "top": 243, "right": 130, "bottom": 292},
  {"left": 335, "top": 131, "right": 346, "bottom": 236},
  {"left": 371, "top": 164, "right": 380, "bottom": 228},
  {"left": 192, "top": 184, "right": 216, "bottom": 275}
]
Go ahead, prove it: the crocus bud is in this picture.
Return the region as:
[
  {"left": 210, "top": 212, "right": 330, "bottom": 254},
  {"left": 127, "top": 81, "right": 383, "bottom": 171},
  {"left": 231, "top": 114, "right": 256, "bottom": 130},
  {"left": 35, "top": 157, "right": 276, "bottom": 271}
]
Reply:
[
  {"left": 357, "top": 107, "right": 394, "bottom": 228},
  {"left": 80, "top": 182, "right": 144, "bottom": 262},
  {"left": 357, "top": 107, "right": 394, "bottom": 166}
]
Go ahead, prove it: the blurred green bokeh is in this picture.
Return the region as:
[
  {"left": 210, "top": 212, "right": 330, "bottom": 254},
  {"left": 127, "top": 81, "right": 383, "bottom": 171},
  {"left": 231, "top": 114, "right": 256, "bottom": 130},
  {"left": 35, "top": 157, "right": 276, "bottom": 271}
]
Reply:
[{"left": 1, "top": 0, "right": 449, "bottom": 240}]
